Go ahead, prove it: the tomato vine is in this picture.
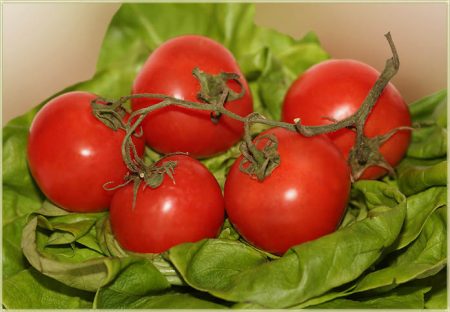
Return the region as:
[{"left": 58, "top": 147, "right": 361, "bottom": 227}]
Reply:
[{"left": 92, "top": 32, "right": 407, "bottom": 196}]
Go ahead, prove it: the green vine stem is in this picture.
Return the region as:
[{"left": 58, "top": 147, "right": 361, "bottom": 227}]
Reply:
[
  {"left": 92, "top": 32, "right": 403, "bottom": 186},
  {"left": 293, "top": 33, "right": 399, "bottom": 138},
  {"left": 239, "top": 112, "right": 280, "bottom": 180}
]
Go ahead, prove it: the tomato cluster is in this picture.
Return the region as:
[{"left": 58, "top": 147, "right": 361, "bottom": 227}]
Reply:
[{"left": 27, "top": 35, "right": 411, "bottom": 255}]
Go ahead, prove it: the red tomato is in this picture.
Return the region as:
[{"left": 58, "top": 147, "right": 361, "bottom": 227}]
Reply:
[
  {"left": 224, "top": 127, "right": 351, "bottom": 255},
  {"left": 109, "top": 154, "right": 225, "bottom": 253},
  {"left": 27, "top": 91, "right": 145, "bottom": 212},
  {"left": 282, "top": 59, "right": 412, "bottom": 179},
  {"left": 131, "top": 35, "right": 253, "bottom": 158}
]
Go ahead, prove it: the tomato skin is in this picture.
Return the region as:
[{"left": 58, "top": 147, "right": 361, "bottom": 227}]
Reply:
[
  {"left": 282, "top": 59, "right": 412, "bottom": 179},
  {"left": 27, "top": 91, "right": 145, "bottom": 212},
  {"left": 224, "top": 128, "right": 351, "bottom": 255},
  {"left": 131, "top": 35, "right": 253, "bottom": 158},
  {"left": 109, "top": 155, "right": 225, "bottom": 253}
]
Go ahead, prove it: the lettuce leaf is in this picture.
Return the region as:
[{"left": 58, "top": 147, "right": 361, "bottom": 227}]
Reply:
[{"left": 2, "top": 268, "right": 93, "bottom": 309}]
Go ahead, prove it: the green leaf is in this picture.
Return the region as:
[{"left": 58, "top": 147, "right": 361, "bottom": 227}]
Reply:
[
  {"left": 426, "top": 287, "right": 448, "bottom": 309},
  {"left": 27, "top": 202, "right": 107, "bottom": 254},
  {"left": 407, "top": 268, "right": 447, "bottom": 309},
  {"left": 45, "top": 214, "right": 105, "bottom": 247},
  {"left": 407, "top": 89, "right": 447, "bottom": 160},
  {"left": 299, "top": 207, "right": 447, "bottom": 308},
  {"left": 352, "top": 208, "right": 446, "bottom": 293},
  {"left": 76, "top": 228, "right": 104, "bottom": 254},
  {"left": 94, "top": 256, "right": 227, "bottom": 310},
  {"left": 169, "top": 239, "right": 269, "bottom": 292},
  {"left": 2, "top": 110, "right": 45, "bottom": 278},
  {"left": 239, "top": 46, "right": 270, "bottom": 81},
  {"left": 3, "top": 213, "right": 33, "bottom": 278},
  {"left": 397, "top": 159, "right": 447, "bottom": 195},
  {"left": 3, "top": 268, "right": 93, "bottom": 309},
  {"left": 94, "top": 255, "right": 228, "bottom": 308},
  {"left": 21, "top": 215, "right": 136, "bottom": 292},
  {"left": 240, "top": 40, "right": 328, "bottom": 121},
  {"left": 407, "top": 125, "right": 447, "bottom": 159},
  {"left": 409, "top": 89, "right": 447, "bottom": 122},
  {"left": 169, "top": 181, "right": 406, "bottom": 308},
  {"left": 112, "top": 291, "right": 228, "bottom": 309},
  {"left": 95, "top": 214, "right": 128, "bottom": 258},
  {"left": 201, "top": 144, "right": 241, "bottom": 189},
  {"left": 257, "top": 56, "right": 296, "bottom": 120},
  {"left": 3, "top": 108, "right": 41, "bottom": 196},
  {"left": 424, "top": 271, "right": 448, "bottom": 309},
  {"left": 94, "top": 260, "right": 170, "bottom": 308},
  {"left": 217, "top": 218, "right": 241, "bottom": 241},
  {"left": 309, "top": 286, "right": 429, "bottom": 309},
  {"left": 395, "top": 187, "right": 447, "bottom": 249}
]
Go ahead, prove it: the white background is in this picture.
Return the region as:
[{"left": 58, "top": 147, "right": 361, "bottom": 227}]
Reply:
[{"left": 3, "top": 3, "right": 448, "bottom": 124}]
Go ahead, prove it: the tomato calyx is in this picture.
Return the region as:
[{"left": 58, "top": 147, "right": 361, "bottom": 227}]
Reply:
[
  {"left": 239, "top": 112, "right": 281, "bottom": 181},
  {"left": 240, "top": 133, "right": 280, "bottom": 181},
  {"left": 91, "top": 97, "right": 128, "bottom": 131},
  {"left": 348, "top": 126, "right": 413, "bottom": 181},
  {"left": 140, "top": 159, "right": 178, "bottom": 188},
  {"left": 192, "top": 67, "right": 246, "bottom": 124},
  {"left": 104, "top": 159, "right": 178, "bottom": 209}
]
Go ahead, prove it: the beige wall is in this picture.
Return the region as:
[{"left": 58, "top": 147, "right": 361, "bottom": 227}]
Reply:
[
  {"left": 2, "top": 3, "right": 447, "bottom": 124},
  {"left": 3, "top": 3, "right": 120, "bottom": 125}
]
